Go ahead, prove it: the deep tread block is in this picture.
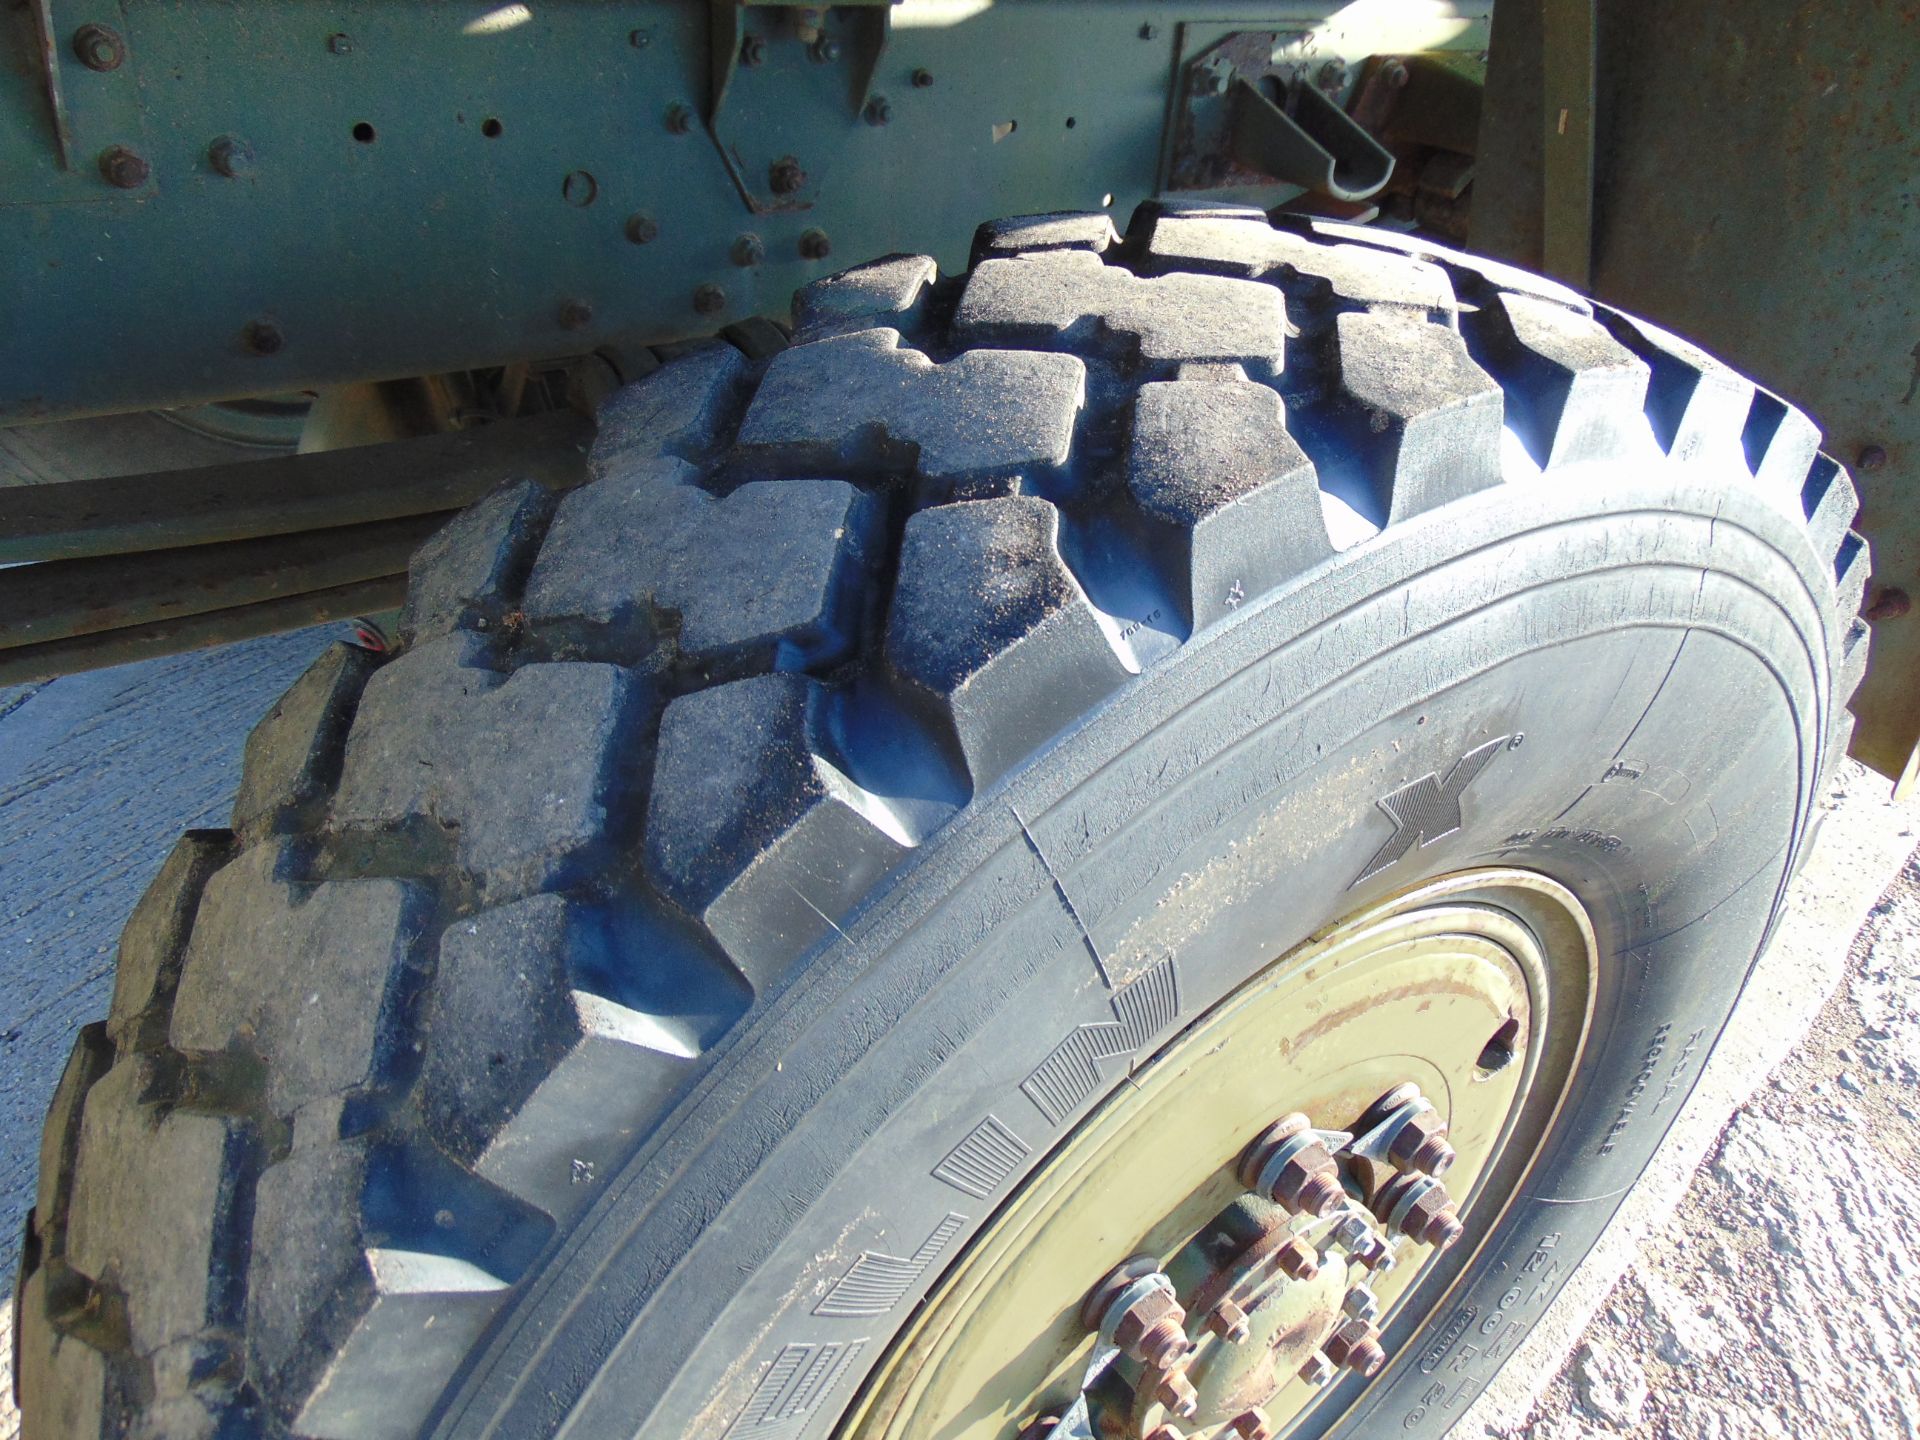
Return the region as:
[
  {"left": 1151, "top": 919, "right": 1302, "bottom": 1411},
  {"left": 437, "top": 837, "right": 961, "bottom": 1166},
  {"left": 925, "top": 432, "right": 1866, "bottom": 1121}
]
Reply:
[
  {"left": 1476, "top": 294, "right": 1651, "bottom": 468},
  {"left": 33, "top": 1025, "right": 114, "bottom": 1266},
  {"left": 524, "top": 458, "right": 874, "bottom": 672},
  {"left": 793, "top": 254, "right": 939, "bottom": 341},
  {"left": 66, "top": 1057, "right": 251, "bottom": 1357},
  {"left": 1743, "top": 390, "right": 1823, "bottom": 509},
  {"left": 1598, "top": 309, "right": 1754, "bottom": 464},
  {"left": 333, "top": 637, "right": 637, "bottom": 896},
  {"left": 1330, "top": 311, "right": 1504, "bottom": 523},
  {"left": 171, "top": 843, "right": 432, "bottom": 1116},
  {"left": 1835, "top": 531, "right": 1870, "bottom": 623},
  {"left": 955, "top": 251, "right": 1288, "bottom": 375},
  {"left": 970, "top": 211, "right": 1118, "bottom": 264},
  {"left": 15, "top": 1270, "right": 112, "bottom": 1438},
  {"left": 589, "top": 342, "right": 749, "bottom": 477},
  {"left": 1837, "top": 617, "right": 1870, "bottom": 705},
  {"left": 1801, "top": 456, "right": 1859, "bottom": 565},
  {"left": 400, "top": 480, "right": 559, "bottom": 644},
  {"left": 736, "top": 328, "right": 1086, "bottom": 495},
  {"left": 232, "top": 644, "right": 378, "bottom": 836},
  {"left": 646, "top": 674, "right": 909, "bottom": 985},
  {"left": 1305, "top": 218, "right": 1593, "bottom": 314},
  {"left": 1144, "top": 214, "right": 1455, "bottom": 313},
  {"left": 248, "top": 1135, "right": 549, "bottom": 1436},
  {"left": 105, "top": 833, "right": 234, "bottom": 1051},
  {"left": 1128, "top": 379, "right": 1332, "bottom": 628},
  {"left": 887, "top": 497, "right": 1128, "bottom": 787}
]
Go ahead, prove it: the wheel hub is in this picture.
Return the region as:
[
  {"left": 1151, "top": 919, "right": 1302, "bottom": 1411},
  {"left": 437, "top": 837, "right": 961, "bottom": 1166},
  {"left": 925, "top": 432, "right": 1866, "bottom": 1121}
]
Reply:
[{"left": 839, "top": 871, "right": 1596, "bottom": 1440}]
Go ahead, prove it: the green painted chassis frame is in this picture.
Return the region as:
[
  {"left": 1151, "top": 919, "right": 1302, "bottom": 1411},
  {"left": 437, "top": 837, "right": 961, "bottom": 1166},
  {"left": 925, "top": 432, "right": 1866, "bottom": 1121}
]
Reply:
[{"left": 2, "top": 0, "right": 1915, "bottom": 775}]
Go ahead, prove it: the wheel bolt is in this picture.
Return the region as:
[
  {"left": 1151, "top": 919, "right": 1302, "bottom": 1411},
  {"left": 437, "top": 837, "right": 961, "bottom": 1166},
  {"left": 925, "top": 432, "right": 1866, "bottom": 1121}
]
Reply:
[
  {"left": 1387, "top": 1111, "right": 1456, "bottom": 1177},
  {"left": 1227, "top": 1410, "right": 1275, "bottom": 1440},
  {"left": 1155, "top": 1366, "right": 1199, "bottom": 1418},
  {"left": 1342, "top": 1283, "right": 1381, "bottom": 1322},
  {"left": 1137, "top": 1315, "right": 1192, "bottom": 1370},
  {"left": 1298, "top": 1352, "right": 1335, "bottom": 1386},
  {"left": 1240, "top": 1114, "right": 1347, "bottom": 1217},
  {"left": 1323, "top": 1317, "right": 1387, "bottom": 1376},
  {"left": 1275, "top": 1235, "right": 1321, "bottom": 1280},
  {"left": 1373, "top": 1173, "right": 1464, "bottom": 1250},
  {"left": 1207, "top": 1298, "right": 1251, "bottom": 1343}
]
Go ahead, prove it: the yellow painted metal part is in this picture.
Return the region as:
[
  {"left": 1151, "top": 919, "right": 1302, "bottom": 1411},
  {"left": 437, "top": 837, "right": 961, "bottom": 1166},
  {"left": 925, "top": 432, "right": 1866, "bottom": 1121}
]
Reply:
[{"left": 841, "top": 870, "right": 1596, "bottom": 1440}]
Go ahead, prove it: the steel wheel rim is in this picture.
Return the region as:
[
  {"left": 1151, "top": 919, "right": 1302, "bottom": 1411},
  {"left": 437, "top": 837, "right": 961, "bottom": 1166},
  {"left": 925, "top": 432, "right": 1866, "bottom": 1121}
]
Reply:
[{"left": 838, "top": 869, "right": 1598, "bottom": 1440}]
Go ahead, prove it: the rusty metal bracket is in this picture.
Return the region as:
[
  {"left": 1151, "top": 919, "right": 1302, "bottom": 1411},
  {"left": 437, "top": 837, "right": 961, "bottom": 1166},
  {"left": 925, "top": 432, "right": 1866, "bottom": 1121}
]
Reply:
[{"left": 1228, "top": 75, "right": 1394, "bottom": 202}]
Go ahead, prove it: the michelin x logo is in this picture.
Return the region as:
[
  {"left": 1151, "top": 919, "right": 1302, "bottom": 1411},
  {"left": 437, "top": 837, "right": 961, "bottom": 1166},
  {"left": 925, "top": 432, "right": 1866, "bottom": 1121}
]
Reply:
[{"left": 1352, "top": 734, "right": 1516, "bottom": 887}]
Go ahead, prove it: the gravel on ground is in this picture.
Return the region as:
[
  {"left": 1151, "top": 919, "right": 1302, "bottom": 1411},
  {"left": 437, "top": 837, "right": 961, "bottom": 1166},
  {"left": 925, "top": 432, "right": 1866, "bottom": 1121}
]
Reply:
[{"left": 1497, "top": 853, "right": 1920, "bottom": 1440}]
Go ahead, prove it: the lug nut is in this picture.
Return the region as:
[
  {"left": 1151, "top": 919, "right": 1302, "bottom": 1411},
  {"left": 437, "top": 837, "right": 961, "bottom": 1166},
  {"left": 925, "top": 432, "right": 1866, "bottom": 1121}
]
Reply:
[
  {"left": 1155, "top": 1366, "right": 1199, "bottom": 1418},
  {"left": 1240, "top": 1113, "right": 1348, "bottom": 1217},
  {"left": 1298, "top": 1352, "right": 1335, "bottom": 1386},
  {"left": 1342, "top": 1283, "right": 1381, "bottom": 1322},
  {"left": 1373, "top": 1172, "right": 1464, "bottom": 1250},
  {"left": 73, "top": 22, "right": 125, "bottom": 71},
  {"left": 1207, "top": 1298, "right": 1251, "bottom": 1343},
  {"left": 1323, "top": 1317, "right": 1387, "bottom": 1376},
  {"left": 98, "top": 144, "right": 148, "bottom": 189},
  {"left": 1275, "top": 1235, "right": 1321, "bottom": 1279},
  {"left": 1387, "top": 1110, "right": 1457, "bottom": 1177},
  {"left": 1227, "top": 1410, "right": 1275, "bottom": 1440}
]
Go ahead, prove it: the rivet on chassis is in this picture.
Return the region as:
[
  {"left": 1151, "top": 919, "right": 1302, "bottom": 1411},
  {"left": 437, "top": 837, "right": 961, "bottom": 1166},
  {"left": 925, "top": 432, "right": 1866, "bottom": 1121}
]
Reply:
[
  {"left": 1238, "top": 1113, "right": 1347, "bottom": 1217},
  {"left": 208, "top": 135, "right": 254, "bottom": 179},
  {"left": 911, "top": 67, "right": 935, "bottom": 87},
  {"left": 730, "top": 233, "right": 764, "bottom": 267},
  {"left": 664, "top": 102, "right": 695, "bottom": 134},
  {"left": 625, "top": 213, "right": 659, "bottom": 244},
  {"left": 242, "top": 320, "right": 284, "bottom": 356},
  {"left": 72, "top": 23, "right": 125, "bottom": 71},
  {"left": 768, "top": 155, "right": 807, "bottom": 194},
  {"left": 1857, "top": 443, "right": 1889, "bottom": 472},
  {"left": 798, "top": 228, "right": 832, "bottom": 260},
  {"left": 98, "top": 145, "right": 149, "bottom": 190},
  {"left": 692, "top": 283, "right": 726, "bottom": 315},
  {"left": 557, "top": 299, "right": 593, "bottom": 331},
  {"left": 1865, "top": 586, "right": 1910, "bottom": 622},
  {"left": 809, "top": 33, "right": 841, "bottom": 63},
  {"left": 326, "top": 31, "right": 352, "bottom": 54},
  {"left": 740, "top": 33, "right": 767, "bottom": 66},
  {"left": 864, "top": 94, "right": 893, "bottom": 126}
]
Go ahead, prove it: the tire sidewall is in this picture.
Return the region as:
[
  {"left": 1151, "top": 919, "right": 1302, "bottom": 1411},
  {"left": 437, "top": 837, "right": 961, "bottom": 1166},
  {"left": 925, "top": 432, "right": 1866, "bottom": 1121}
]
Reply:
[{"left": 438, "top": 466, "right": 1835, "bottom": 1440}]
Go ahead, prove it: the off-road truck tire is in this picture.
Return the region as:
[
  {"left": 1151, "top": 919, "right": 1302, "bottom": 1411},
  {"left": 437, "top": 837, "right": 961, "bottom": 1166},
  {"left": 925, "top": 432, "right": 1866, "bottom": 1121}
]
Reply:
[{"left": 16, "top": 205, "right": 1869, "bottom": 1440}]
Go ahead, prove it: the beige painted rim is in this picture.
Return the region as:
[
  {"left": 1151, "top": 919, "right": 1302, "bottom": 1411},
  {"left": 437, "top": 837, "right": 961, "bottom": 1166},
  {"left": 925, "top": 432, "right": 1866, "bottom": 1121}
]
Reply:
[{"left": 839, "top": 869, "right": 1597, "bottom": 1440}]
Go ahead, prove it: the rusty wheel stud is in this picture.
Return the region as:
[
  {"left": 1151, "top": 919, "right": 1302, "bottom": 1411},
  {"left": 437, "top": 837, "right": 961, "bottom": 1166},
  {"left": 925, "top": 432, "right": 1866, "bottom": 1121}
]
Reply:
[
  {"left": 1275, "top": 1235, "right": 1321, "bottom": 1280},
  {"left": 1373, "top": 1172, "right": 1465, "bottom": 1250},
  {"left": 1155, "top": 1366, "right": 1199, "bottom": 1418},
  {"left": 1206, "top": 1297, "right": 1251, "bottom": 1343},
  {"left": 1298, "top": 1352, "right": 1335, "bottom": 1386},
  {"left": 1240, "top": 1113, "right": 1348, "bottom": 1217},
  {"left": 1323, "top": 1317, "right": 1387, "bottom": 1376}
]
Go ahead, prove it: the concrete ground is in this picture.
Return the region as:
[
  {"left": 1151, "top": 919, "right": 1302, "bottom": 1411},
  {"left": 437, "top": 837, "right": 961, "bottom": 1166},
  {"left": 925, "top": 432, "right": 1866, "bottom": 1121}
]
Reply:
[{"left": 0, "top": 640, "right": 1910, "bottom": 1436}]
